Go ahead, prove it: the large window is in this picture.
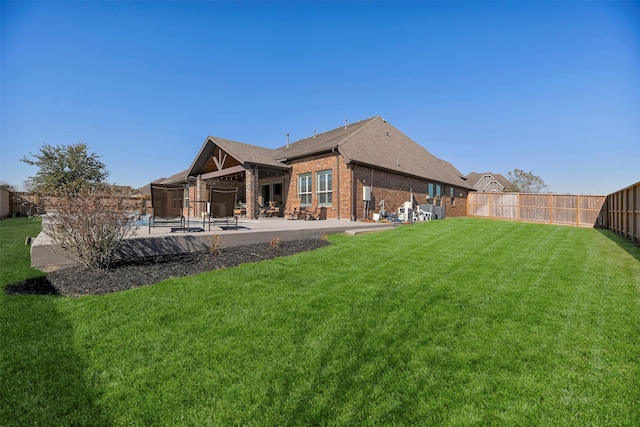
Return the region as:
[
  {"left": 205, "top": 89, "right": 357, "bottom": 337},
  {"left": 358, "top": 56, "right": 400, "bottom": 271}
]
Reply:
[
  {"left": 427, "top": 183, "right": 434, "bottom": 204},
  {"left": 183, "top": 184, "right": 190, "bottom": 209},
  {"left": 298, "top": 173, "right": 312, "bottom": 206},
  {"left": 317, "top": 170, "right": 333, "bottom": 206}
]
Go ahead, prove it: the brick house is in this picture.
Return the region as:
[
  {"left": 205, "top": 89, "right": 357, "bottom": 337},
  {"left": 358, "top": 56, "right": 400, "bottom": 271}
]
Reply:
[
  {"left": 144, "top": 116, "right": 474, "bottom": 220},
  {"left": 466, "top": 172, "right": 515, "bottom": 193}
]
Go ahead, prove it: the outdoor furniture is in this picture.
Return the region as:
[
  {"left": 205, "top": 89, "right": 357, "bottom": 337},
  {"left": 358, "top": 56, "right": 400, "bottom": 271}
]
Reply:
[
  {"left": 304, "top": 206, "right": 319, "bottom": 220},
  {"left": 262, "top": 201, "right": 279, "bottom": 217},
  {"left": 284, "top": 205, "right": 302, "bottom": 220},
  {"left": 149, "top": 183, "right": 188, "bottom": 232},
  {"left": 209, "top": 187, "right": 238, "bottom": 230},
  {"left": 234, "top": 203, "right": 247, "bottom": 217}
]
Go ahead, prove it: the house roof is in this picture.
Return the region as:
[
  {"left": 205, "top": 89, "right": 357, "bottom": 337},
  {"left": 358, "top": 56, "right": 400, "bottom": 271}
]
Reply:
[
  {"left": 273, "top": 118, "right": 374, "bottom": 161},
  {"left": 135, "top": 169, "right": 190, "bottom": 196},
  {"left": 149, "top": 116, "right": 473, "bottom": 191},
  {"left": 466, "top": 172, "right": 515, "bottom": 191},
  {"left": 276, "top": 116, "right": 472, "bottom": 189},
  {"left": 187, "top": 136, "right": 289, "bottom": 178}
]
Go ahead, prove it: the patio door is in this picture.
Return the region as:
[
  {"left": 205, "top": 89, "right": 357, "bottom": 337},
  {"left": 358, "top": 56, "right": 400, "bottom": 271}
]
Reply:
[
  {"left": 261, "top": 184, "right": 271, "bottom": 206},
  {"left": 273, "top": 182, "right": 283, "bottom": 205}
]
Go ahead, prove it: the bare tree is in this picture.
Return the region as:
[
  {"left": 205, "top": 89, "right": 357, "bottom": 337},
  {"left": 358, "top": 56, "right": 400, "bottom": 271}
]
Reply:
[
  {"left": 506, "top": 169, "right": 549, "bottom": 193},
  {"left": 44, "top": 185, "right": 138, "bottom": 269}
]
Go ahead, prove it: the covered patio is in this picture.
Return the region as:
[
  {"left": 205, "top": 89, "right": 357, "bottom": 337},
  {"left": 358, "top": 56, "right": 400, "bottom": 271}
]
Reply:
[{"left": 186, "top": 136, "right": 291, "bottom": 220}]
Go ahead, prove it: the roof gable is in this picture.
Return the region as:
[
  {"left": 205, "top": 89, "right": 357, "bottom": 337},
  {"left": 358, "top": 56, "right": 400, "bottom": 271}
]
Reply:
[
  {"left": 187, "top": 136, "right": 288, "bottom": 178},
  {"left": 467, "top": 172, "right": 514, "bottom": 191}
]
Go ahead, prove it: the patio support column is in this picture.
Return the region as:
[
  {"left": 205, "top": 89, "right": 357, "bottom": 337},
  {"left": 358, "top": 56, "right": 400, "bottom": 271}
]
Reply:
[
  {"left": 195, "top": 175, "right": 201, "bottom": 217},
  {"left": 246, "top": 165, "right": 258, "bottom": 219}
]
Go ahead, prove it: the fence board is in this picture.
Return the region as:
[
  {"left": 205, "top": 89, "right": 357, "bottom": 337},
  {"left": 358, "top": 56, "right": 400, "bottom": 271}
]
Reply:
[
  {"left": 0, "top": 189, "right": 10, "bottom": 218},
  {"left": 468, "top": 193, "right": 605, "bottom": 228},
  {"left": 600, "top": 181, "right": 639, "bottom": 242}
]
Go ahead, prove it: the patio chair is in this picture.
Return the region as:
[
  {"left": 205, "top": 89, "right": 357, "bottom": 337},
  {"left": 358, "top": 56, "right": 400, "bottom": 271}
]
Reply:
[
  {"left": 304, "top": 206, "right": 319, "bottom": 220},
  {"left": 209, "top": 187, "right": 238, "bottom": 230},
  {"left": 284, "top": 204, "right": 301, "bottom": 220},
  {"left": 149, "top": 183, "right": 187, "bottom": 232},
  {"left": 234, "top": 203, "right": 247, "bottom": 218},
  {"left": 262, "top": 201, "right": 279, "bottom": 217}
]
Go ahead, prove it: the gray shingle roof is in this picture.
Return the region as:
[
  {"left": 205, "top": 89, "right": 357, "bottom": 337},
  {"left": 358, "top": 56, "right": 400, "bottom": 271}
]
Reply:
[
  {"left": 276, "top": 116, "right": 472, "bottom": 189},
  {"left": 466, "top": 172, "right": 515, "bottom": 191},
  {"left": 273, "top": 118, "right": 374, "bottom": 160},
  {"left": 188, "top": 136, "right": 287, "bottom": 177},
  {"left": 150, "top": 116, "right": 473, "bottom": 191}
]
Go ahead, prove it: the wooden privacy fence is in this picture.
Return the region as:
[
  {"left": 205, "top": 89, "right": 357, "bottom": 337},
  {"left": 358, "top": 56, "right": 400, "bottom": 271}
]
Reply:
[
  {"left": 468, "top": 193, "right": 606, "bottom": 228},
  {"left": 0, "top": 189, "right": 10, "bottom": 218},
  {"left": 0, "top": 191, "right": 44, "bottom": 218},
  {"left": 599, "top": 181, "right": 640, "bottom": 243}
]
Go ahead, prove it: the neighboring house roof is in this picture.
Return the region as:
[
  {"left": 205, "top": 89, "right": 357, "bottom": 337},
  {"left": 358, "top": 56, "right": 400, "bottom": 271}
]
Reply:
[{"left": 466, "top": 172, "right": 515, "bottom": 192}]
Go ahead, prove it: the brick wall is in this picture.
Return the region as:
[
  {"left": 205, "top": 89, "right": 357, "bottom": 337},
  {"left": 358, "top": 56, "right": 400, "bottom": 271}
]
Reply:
[
  {"left": 187, "top": 177, "right": 244, "bottom": 218},
  {"left": 285, "top": 152, "right": 351, "bottom": 219},
  {"left": 184, "top": 153, "right": 469, "bottom": 221},
  {"left": 352, "top": 165, "right": 468, "bottom": 219}
]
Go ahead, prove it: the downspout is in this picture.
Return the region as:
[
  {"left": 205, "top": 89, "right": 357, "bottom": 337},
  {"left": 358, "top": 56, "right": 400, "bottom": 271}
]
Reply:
[
  {"left": 351, "top": 164, "right": 356, "bottom": 221},
  {"left": 333, "top": 147, "right": 340, "bottom": 220}
]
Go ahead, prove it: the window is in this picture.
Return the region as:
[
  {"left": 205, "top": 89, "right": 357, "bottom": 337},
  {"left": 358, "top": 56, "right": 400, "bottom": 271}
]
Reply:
[
  {"left": 427, "top": 183, "right": 434, "bottom": 204},
  {"left": 183, "top": 184, "right": 190, "bottom": 209},
  {"left": 450, "top": 187, "right": 455, "bottom": 207},
  {"left": 317, "top": 170, "right": 333, "bottom": 206},
  {"left": 298, "top": 173, "right": 312, "bottom": 206},
  {"left": 435, "top": 184, "right": 442, "bottom": 206}
]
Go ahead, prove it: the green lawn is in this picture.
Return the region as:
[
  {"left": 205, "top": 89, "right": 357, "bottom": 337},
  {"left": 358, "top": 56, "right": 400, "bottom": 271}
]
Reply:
[{"left": 1, "top": 216, "right": 639, "bottom": 426}]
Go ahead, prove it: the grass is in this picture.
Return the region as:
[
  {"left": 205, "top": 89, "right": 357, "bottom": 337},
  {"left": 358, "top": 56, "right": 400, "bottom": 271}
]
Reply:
[{"left": 1, "top": 216, "right": 639, "bottom": 426}]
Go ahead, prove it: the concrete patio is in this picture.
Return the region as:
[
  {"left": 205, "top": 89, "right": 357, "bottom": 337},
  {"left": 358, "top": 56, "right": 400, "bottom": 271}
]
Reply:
[{"left": 30, "top": 217, "right": 399, "bottom": 272}]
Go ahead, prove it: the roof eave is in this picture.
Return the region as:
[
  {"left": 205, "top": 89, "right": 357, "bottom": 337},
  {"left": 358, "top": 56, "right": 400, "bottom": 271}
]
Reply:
[
  {"left": 348, "top": 160, "right": 473, "bottom": 189},
  {"left": 276, "top": 146, "right": 339, "bottom": 163},
  {"left": 186, "top": 136, "right": 215, "bottom": 178}
]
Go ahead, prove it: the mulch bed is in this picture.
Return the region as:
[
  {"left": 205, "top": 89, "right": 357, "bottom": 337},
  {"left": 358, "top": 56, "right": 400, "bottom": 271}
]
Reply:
[{"left": 5, "top": 239, "right": 329, "bottom": 298}]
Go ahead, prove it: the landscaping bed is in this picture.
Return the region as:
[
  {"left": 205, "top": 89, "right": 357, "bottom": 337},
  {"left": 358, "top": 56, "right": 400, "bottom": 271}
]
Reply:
[{"left": 5, "top": 239, "right": 329, "bottom": 297}]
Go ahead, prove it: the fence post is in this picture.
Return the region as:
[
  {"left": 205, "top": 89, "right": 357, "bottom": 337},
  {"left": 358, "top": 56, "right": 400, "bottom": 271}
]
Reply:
[{"left": 631, "top": 185, "right": 640, "bottom": 242}]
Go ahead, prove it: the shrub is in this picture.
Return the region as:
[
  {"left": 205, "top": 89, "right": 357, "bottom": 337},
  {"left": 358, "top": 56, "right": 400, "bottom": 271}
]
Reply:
[
  {"left": 270, "top": 237, "right": 281, "bottom": 249},
  {"left": 209, "top": 234, "right": 223, "bottom": 252},
  {"left": 44, "top": 186, "right": 137, "bottom": 269}
]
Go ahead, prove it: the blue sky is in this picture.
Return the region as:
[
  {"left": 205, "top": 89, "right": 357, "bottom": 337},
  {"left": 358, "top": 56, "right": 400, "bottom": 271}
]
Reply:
[{"left": 2, "top": 1, "right": 639, "bottom": 194}]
